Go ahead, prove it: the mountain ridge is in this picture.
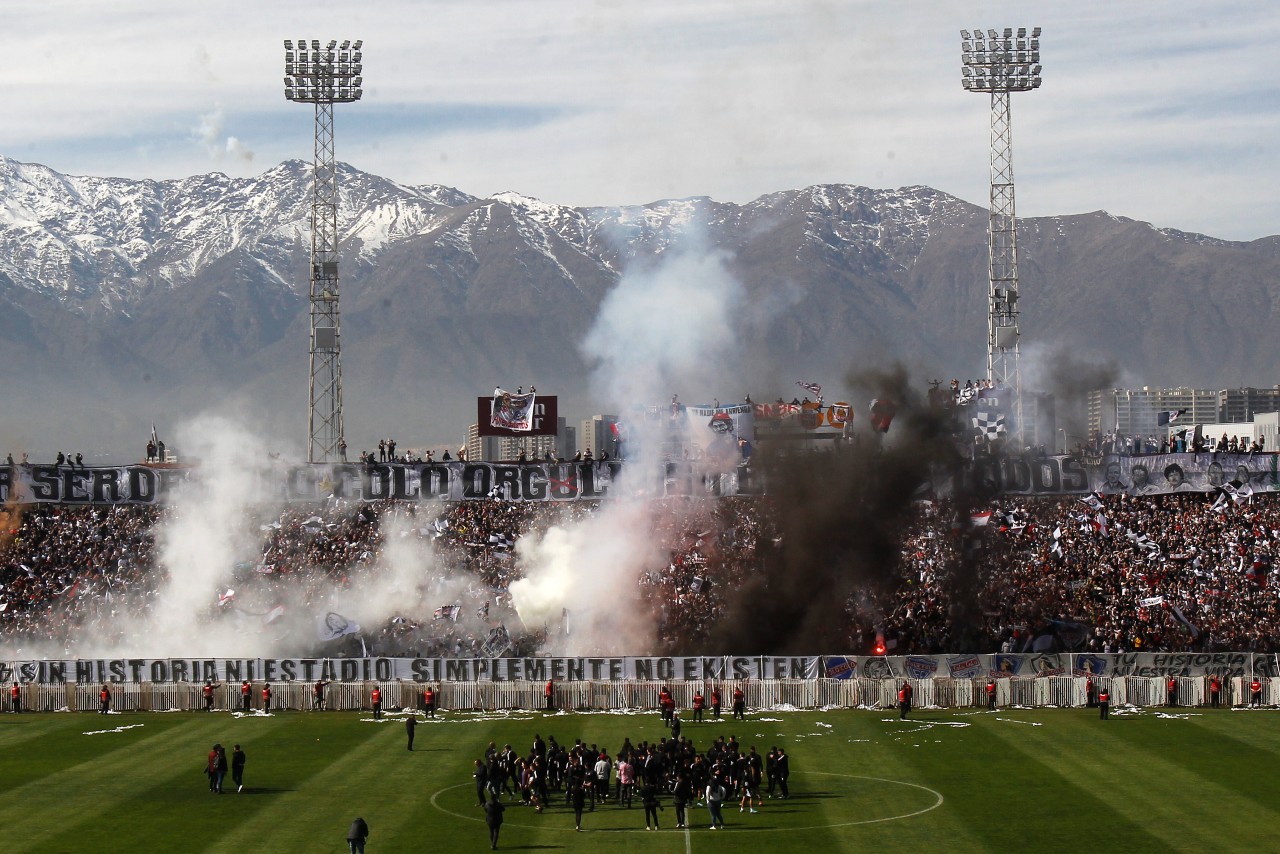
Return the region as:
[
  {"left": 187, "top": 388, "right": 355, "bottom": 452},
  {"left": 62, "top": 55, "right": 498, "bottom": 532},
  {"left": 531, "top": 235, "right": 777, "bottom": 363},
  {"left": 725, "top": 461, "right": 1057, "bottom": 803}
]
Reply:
[{"left": 2, "top": 153, "right": 1278, "bottom": 459}]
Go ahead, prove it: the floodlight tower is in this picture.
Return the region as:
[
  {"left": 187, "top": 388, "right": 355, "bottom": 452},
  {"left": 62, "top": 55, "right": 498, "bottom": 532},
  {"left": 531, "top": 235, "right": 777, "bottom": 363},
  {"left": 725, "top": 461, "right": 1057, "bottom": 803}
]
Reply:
[
  {"left": 961, "top": 27, "right": 1041, "bottom": 442},
  {"left": 284, "top": 38, "right": 363, "bottom": 462}
]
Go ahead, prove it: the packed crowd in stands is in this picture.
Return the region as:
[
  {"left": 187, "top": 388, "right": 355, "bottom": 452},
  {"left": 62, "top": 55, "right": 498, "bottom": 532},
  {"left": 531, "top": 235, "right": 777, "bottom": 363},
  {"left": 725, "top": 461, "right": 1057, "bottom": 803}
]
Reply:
[{"left": 4, "top": 469, "right": 1280, "bottom": 657}]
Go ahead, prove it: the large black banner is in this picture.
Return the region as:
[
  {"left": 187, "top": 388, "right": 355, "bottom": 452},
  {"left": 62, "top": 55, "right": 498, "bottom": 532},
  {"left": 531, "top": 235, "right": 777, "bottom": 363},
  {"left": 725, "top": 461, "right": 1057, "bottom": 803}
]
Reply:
[
  {"left": 1, "top": 652, "right": 1274, "bottom": 685},
  {"left": 0, "top": 461, "right": 762, "bottom": 505}
]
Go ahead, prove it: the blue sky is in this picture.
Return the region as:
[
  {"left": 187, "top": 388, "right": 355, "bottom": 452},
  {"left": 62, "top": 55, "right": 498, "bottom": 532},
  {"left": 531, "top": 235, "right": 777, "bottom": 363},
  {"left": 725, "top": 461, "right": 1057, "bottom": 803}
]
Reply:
[{"left": 4, "top": 0, "right": 1278, "bottom": 240}]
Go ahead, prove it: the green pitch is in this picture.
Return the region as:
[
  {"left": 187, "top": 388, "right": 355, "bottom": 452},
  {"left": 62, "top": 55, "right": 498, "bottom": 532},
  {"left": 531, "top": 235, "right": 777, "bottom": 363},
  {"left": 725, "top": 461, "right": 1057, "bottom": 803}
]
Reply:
[{"left": 1, "top": 704, "right": 1277, "bottom": 852}]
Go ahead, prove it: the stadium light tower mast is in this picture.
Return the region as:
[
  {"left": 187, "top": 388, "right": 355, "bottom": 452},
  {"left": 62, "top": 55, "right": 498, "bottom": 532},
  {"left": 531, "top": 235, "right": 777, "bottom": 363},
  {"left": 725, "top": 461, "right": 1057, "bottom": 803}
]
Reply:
[
  {"left": 284, "top": 38, "right": 363, "bottom": 462},
  {"left": 961, "top": 27, "right": 1041, "bottom": 442}
]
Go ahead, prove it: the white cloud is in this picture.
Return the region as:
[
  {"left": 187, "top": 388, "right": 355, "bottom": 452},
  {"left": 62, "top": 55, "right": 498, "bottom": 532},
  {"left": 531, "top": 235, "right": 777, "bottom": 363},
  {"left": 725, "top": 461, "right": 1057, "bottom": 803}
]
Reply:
[{"left": 2, "top": 0, "right": 1278, "bottom": 238}]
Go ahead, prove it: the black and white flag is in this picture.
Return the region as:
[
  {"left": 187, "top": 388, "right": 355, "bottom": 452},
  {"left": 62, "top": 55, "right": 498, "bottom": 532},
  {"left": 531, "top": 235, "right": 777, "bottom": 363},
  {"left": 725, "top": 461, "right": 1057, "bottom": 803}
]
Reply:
[{"left": 972, "top": 410, "right": 1007, "bottom": 439}]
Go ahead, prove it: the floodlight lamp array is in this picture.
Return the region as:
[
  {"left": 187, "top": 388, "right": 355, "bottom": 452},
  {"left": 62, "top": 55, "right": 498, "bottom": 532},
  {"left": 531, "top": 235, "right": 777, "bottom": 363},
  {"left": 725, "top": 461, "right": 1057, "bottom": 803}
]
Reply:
[
  {"left": 284, "top": 38, "right": 364, "bottom": 103},
  {"left": 960, "top": 27, "right": 1041, "bottom": 92}
]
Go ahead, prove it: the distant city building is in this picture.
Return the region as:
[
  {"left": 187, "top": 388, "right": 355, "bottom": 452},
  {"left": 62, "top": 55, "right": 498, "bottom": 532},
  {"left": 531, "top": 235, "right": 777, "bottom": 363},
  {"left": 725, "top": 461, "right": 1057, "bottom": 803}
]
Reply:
[
  {"left": 1218, "top": 387, "right": 1280, "bottom": 423},
  {"left": 1087, "top": 388, "right": 1220, "bottom": 439},
  {"left": 1018, "top": 390, "right": 1056, "bottom": 452},
  {"left": 499, "top": 417, "right": 572, "bottom": 460},
  {"left": 465, "top": 424, "right": 502, "bottom": 462},
  {"left": 1088, "top": 387, "right": 1280, "bottom": 439},
  {"left": 580, "top": 414, "right": 619, "bottom": 457}
]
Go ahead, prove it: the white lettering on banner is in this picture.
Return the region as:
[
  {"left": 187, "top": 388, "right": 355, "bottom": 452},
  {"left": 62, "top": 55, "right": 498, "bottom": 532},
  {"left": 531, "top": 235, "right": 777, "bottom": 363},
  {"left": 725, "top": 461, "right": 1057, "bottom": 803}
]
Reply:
[
  {"left": 1, "top": 653, "right": 1273, "bottom": 685},
  {"left": 0, "top": 462, "right": 766, "bottom": 504},
  {"left": 5, "top": 453, "right": 1275, "bottom": 504}
]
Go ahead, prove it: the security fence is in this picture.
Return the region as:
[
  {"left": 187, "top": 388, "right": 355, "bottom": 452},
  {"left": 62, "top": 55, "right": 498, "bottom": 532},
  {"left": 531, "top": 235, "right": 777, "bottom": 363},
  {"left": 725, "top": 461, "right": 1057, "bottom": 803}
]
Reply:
[{"left": 6, "top": 674, "right": 1276, "bottom": 713}]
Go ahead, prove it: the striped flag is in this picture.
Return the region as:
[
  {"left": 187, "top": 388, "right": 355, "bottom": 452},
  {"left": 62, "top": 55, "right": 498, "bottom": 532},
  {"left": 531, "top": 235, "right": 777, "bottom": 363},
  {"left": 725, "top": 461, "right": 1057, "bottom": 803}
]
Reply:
[{"left": 796, "top": 380, "right": 823, "bottom": 400}]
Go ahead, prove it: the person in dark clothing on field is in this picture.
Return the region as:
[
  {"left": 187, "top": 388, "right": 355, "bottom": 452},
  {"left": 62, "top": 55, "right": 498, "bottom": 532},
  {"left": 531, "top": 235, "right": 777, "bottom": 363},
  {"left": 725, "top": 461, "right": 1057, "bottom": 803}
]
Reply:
[
  {"left": 641, "top": 781, "right": 661, "bottom": 830},
  {"left": 570, "top": 777, "right": 587, "bottom": 831},
  {"left": 475, "top": 759, "right": 490, "bottom": 805},
  {"left": 1099, "top": 687, "right": 1110, "bottom": 720},
  {"left": 774, "top": 747, "right": 790, "bottom": 798},
  {"left": 485, "top": 794, "right": 505, "bottom": 849},
  {"left": 405, "top": 713, "right": 418, "bottom": 750},
  {"left": 347, "top": 817, "right": 370, "bottom": 854},
  {"left": 231, "top": 744, "right": 246, "bottom": 792},
  {"left": 673, "top": 772, "right": 693, "bottom": 828}
]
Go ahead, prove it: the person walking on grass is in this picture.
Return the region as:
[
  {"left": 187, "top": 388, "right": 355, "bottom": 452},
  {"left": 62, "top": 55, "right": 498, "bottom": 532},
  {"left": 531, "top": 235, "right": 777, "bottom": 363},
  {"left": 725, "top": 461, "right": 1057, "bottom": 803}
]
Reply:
[
  {"left": 706, "top": 776, "right": 727, "bottom": 830},
  {"left": 231, "top": 744, "right": 246, "bottom": 793},
  {"left": 405, "top": 713, "right": 418, "bottom": 751},
  {"left": 570, "top": 778, "right": 587, "bottom": 831},
  {"left": 347, "top": 817, "right": 370, "bottom": 854},
  {"left": 484, "top": 793, "right": 505, "bottom": 849}
]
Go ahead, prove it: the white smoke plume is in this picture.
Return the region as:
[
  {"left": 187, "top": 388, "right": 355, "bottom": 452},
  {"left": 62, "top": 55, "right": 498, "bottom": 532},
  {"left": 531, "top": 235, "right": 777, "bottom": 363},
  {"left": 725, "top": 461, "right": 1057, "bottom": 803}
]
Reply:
[
  {"left": 195, "top": 106, "right": 255, "bottom": 165},
  {"left": 509, "top": 232, "right": 745, "bottom": 655},
  {"left": 143, "top": 415, "right": 284, "bottom": 657},
  {"left": 65, "top": 416, "right": 456, "bottom": 660}
]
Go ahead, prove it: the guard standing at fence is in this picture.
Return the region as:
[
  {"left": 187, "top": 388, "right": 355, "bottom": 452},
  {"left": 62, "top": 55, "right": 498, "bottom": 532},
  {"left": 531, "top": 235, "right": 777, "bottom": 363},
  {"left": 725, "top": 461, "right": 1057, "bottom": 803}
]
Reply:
[
  {"left": 313, "top": 679, "right": 329, "bottom": 711},
  {"left": 405, "top": 713, "right": 418, "bottom": 750},
  {"left": 1099, "top": 686, "right": 1110, "bottom": 720},
  {"left": 711, "top": 687, "right": 722, "bottom": 719},
  {"left": 732, "top": 686, "right": 746, "bottom": 720},
  {"left": 1209, "top": 674, "right": 1222, "bottom": 708},
  {"left": 371, "top": 686, "right": 382, "bottom": 720},
  {"left": 261, "top": 683, "right": 272, "bottom": 712},
  {"left": 202, "top": 679, "right": 218, "bottom": 712},
  {"left": 898, "top": 681, "right": 912, "bottom": 719},
  {"left": 424, "top": 685, "right": 436, "bottom": 718},
  {"left": 1086, "top": 676, "right": 1097, "bottom": 708},
  {"left": 545, "top": 678, "right": 554, "bottom": 711},
  {"left": 1251, "top": 677, "right": 1263, "bottom": 706},
  {"left": 99, "top": 685, "right": 111, "bottom": 714},
  {"left": 241, "top": 680, "right": 252, "bottom": 712},
  {"left": 9, "top": 682, "right": 20, "bottom": 714},
  {"left": 1166, "top": 676, "right": 1178, "bottom": 707},
  {"left": 693, "top": 690, "right": 704, "bottom": 722},
  {"left": 985, "top": 679, "right": 997, "bottom": 710}
]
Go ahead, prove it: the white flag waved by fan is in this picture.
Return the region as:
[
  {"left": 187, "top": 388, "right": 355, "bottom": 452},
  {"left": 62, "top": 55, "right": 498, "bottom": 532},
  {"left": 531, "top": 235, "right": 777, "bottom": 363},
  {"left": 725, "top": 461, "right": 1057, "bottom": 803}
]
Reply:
[{"left": 317, "top": 611, "right": 361, "bottom": 642}]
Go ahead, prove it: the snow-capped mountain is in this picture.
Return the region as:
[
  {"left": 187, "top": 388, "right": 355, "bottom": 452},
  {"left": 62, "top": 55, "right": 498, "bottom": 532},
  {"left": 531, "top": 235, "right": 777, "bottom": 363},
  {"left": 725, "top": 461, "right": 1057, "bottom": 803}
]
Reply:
[{"left": 1, "top": 153, "right": 1279, "bottom": 458}]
